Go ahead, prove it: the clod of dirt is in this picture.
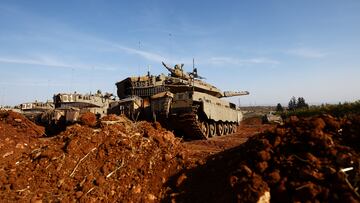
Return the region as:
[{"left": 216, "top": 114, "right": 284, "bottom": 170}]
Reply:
[
  {"left": 176, "top": 173, "right": 187, "bottom": 188},
  {"left": 230, "top": 164, "right": 270, "bottom": 203},
  {"left": 79, "top": 112, "right": 97, "bottom": 127}
]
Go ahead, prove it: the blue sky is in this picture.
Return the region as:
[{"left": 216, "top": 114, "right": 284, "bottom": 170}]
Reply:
[{"left": 0, "top": 0, "right": 359, "bottom": 106}]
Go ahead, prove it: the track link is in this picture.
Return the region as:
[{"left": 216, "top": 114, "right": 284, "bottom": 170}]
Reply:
[{"left": 177, "top": 112, "right": 207, "bottom": 139}]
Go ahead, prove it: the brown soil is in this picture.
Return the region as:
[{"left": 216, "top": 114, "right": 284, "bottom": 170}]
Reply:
[
  {"left": 0, "top": 110, "right": 46, "bottom": 185},
  {"left": 79, "top": 112, "right": 97, "bottom": 127},
  {"left": 0, "top": 110, "right": 45, "bottom": 138},
  {"left": 182, "top": 117, "right": 274, "bottom": 164},
  {"left": 164, "top": 114, "right": 360, "bottom": 203},
  {"left": 2, "top": 110, "right": 359, "bottom": 203},
  {"left": 162, "top": 117, "right": 273, "bottom": 203},
  {"left": 0, "top": 112, "right": 185, "bottom": 202}
]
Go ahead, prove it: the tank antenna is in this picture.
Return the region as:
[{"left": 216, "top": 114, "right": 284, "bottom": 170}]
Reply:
[
  {"left": 169, "top": 33, "right": 172, "bottom": 61},
  {"left": 192, "top": 58, "right": 195, "bottom": 89},
  {"left": 138, "top": 41, "right": 141, "bottom": 76}
]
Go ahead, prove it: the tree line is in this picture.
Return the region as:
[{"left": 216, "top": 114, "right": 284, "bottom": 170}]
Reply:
[{"left": 276, "top": 96, "right": 309, "bottom": 112}]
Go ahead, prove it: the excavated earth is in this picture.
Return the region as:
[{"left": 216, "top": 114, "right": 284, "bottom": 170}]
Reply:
[
  {"left": 0, "top": 111, "right": 186, "bottom": 202},
  {"left": 165, "top": 114, "right": 360, "bottom": 203},
  {"left": 1, "top": 110, "right": 359, "bottom": 202}
]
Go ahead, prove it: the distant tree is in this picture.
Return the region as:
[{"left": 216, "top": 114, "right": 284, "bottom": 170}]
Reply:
[
  {"left": 287, "top": 96, "right": 309, "bottom": 111},
  {"left": 276, "top": 103, "right": 284, "bottom": 112},
  {"left": 288, "top": 96, "right": 297, "bottom": 111},
  {"left": 297, "top": 97, "right": 309, "bottom": 109}
]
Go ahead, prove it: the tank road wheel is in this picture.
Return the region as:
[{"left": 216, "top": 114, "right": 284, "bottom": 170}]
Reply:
[
  {"left": 216, "top": 122, "right": 224, "bottom": 136},
  {"left": 200, "top": 121, "right": 209, "bottom": 138},
  {"left": 208, "top": 122, "right": 216, "bottom": 138},
  {"left": 232, "top": 123, "right": 238, "bottom": 133},
  {"left": 223, "top": 123, "right": 229, "bottom": 135},
  {"left": 228, "top": 123, "right": 233, "bottom": 134}
]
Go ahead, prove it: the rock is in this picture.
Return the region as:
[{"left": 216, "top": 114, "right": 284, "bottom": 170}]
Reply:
[
  {"left": 95, "top": 176, "right": 106, "bottom": 186},
  {"left": 57, "top": 179, "right": 65, "bottom": 188},
  {"left": 79, "top": 112, "right": 97, "bottom": 127},
  {"left": 256, "top": 161, "right": 268, "bottom": 173},
  {"left": 147, "top": 194, "right": 156, "bottom": 201},
  {"left": 323, "top": 115, "right": 341, "bottom": 130},
  {"left": 30, "top": 195, "right": 43, "bottom": 203},
  {"left": 3, "top": 151, "right": 14, "bottom": 158},
  {"left": 15, "top": 143, "right": 24, "bottom": 149},
  {"left": 257, "top": 191, "right": 270, "bottom": 203},
  {"left": 176, "top": 173, "right": 187, "bottom": 188},
  {"left": 241, "top": 164, "right": 253, "bottom": 176},
  {"left": 267, "top": 170, "right": 281, "bottom": 184},
  {"left": 14, "top": 118, "right": 22, "bottom": 123},
  {"left": 273, "top": 136, "right": 282, "bottom": 147},
  {"left": 310, "top": 118, "right": 326, "bottom": 130},
  {"left": 132, "top": 185, "right": 141, "bottom": 194},
  {"left": 75, "top": 191, "right": 83, "bottom": 199},
  {"left": 164, "top": 154, "right": 172, "bottom": 161},
  {"left": 229, "top": 175, "right": 238, "bottom": 187},
  {"left": 257, "top": 150, "right": 271, "bottom": 161}
]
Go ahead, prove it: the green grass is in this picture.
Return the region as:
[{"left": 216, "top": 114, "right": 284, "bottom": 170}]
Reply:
[{"left": 281, "top": 100, "right": 360, "bottom": 118}]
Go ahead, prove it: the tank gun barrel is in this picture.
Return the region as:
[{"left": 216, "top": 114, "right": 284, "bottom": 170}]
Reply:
[{"left": 222, "top": 91, "right": 250, "bottom": 97}]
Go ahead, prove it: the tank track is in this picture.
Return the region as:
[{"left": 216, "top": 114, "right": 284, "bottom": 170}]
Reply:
[
  {"left": 167, "top": 106, "right": 238, "bottom": 140},
  {"left": 176, "top": 112, "right": 207, "bottom": 139}
]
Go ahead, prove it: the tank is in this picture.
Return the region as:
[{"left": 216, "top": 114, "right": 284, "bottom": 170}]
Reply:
[
  {"left": 20, "top": 100, "right": 54, "bottom": 122},
  {"left": 115, "top": 62, "right": 249, "bottom": 139},
  {"left": 47, "top": 90, "right": 116, "bottom": 123}
]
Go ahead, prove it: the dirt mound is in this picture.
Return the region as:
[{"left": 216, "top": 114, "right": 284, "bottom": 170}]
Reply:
[
  {"left": 0, "top": 110, "right": 45, "bottom": 138},
  {"left": 3, "top": 109, "right": 359, "bottom": 202},
  {"left": 241, "top": 117, "right": 263, "bottom": 126},
  {"left": 79, "top": 112, "right": 97, "bottom": 127},
  {"left": 164, "top": 114, "right": 360, "bottom": 202},
  {"left": 0, "top": 112, "right": 185, "bottom": 202},
  {"left": 0, "top": 110, "right": 46, "bottom": 172},
  {"left": 228, "top": 114, "right": 360, "bottom": 202}
]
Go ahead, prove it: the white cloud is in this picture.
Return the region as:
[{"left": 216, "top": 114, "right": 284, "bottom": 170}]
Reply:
[
  {"left": 95, "top": 39, "right": 192, "bottom": 65},
  {"left": 209, "top": 56, "right": 279, "bottom": 66},
  {"left": 0, "top": 81, "right": 77, "bottom": 87},
  {"left": 0, "top": 56, "right": 115, "bottom": 71},
  {"left": 110, "top": 44, "right": 165, "bottom": 62},
  {"left": 287, "top": 48, "right": 327, "bottom": 58}
]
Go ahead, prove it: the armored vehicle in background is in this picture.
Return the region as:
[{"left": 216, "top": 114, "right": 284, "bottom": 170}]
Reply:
[
  {"left": 20, "top": 101, "right": 54, "bottom": 122},
  {"left": 45, "top": 90, "right": 115, "bottom": 124},
  {"left": 115, "top": 62, "right": 249, "bottom": 139}
]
